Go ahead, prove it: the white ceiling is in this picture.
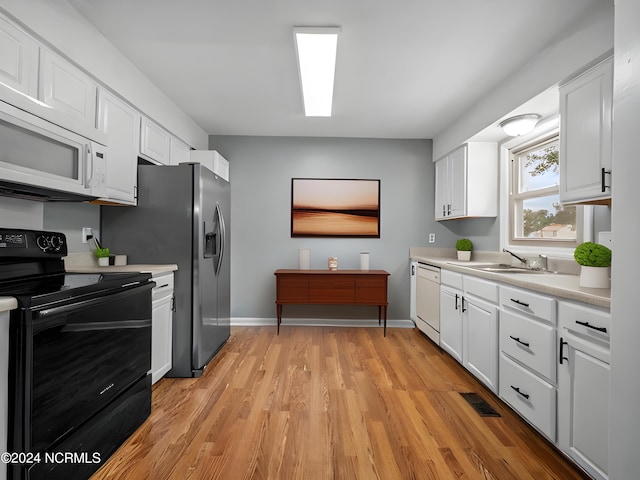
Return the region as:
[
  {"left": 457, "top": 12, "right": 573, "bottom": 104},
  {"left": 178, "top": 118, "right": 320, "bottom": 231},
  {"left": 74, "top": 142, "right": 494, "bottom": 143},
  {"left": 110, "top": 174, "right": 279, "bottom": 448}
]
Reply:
[{"left": 67, "top": 0, "right": 602, "bottom": 139}]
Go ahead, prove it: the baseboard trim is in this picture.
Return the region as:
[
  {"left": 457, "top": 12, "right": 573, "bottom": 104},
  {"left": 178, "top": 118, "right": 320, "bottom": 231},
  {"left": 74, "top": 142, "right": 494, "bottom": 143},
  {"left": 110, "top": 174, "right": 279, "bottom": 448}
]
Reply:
[{"left": 231, "top": 317, "right": 416, "bottom": 329}]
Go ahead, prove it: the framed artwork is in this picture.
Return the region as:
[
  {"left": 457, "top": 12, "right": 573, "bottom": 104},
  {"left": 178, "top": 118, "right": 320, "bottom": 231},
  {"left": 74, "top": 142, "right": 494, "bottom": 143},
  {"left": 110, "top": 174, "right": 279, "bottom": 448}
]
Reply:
[{"left": 291, "top": 178, "right": 381, "bottom": 237}]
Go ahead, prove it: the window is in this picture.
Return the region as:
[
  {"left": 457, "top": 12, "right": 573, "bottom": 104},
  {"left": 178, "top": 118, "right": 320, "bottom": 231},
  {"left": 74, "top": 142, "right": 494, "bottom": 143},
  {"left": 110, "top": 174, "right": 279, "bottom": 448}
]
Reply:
[{"left": 509, "top": 135, "right": 579, "bottom": 246}]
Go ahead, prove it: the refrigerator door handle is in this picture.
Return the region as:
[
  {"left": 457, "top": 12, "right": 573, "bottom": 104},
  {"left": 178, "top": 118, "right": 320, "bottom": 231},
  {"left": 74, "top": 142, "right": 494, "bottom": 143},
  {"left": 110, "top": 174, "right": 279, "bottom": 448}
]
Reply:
[{"left": 215, "top": 202, "right": 225, "bottom": 275}]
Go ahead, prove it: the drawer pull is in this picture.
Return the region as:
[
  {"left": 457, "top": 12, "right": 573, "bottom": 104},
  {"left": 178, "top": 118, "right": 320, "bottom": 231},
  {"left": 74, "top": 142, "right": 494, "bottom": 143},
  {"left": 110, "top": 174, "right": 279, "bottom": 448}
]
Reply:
[
  {"left": 510, "top": 385, "right": 530, "bottom": 400},
  {"left": 509, "top": 335, "right": 530, "bottom": 348},
  {"left": 510, "top": 298, "right": 530, "bottom": 308},
  {"left": 575, "top": 320, "right": 607, "bottom": 333},
  {"left": 157, "top": 283, "right": 169, "bottom": 289},
  {"left": 559, "top": 337, "right": 568, "bottom": 365},
  {"left": 455, "top": 293, "right": 459, "bottom": 310}
]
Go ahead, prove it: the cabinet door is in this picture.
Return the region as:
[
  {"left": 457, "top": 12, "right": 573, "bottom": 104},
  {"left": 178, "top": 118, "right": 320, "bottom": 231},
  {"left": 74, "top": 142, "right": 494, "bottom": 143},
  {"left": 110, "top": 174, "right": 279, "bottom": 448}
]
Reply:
[
  {"left": 39, "top": 49, "right": 97, "bottom": 126},
  {"left": 558, "top": 332, "right": 610, "bottom": 480},
  {"left": 97, "top": 89, "right": 139, "bottom": 205},
  {"left": 171, "top": 137, "right": 191, "bottom": 165},
  {"left": 439, "top": 286, "right": 463, "bottom": 363},
  {"left": 559, "top": 57, "right": 613, "bottom": 204},
  {"left": 448, "top": 146, "right": 467, "bottom": 218},
  {"left": 140, "top": 117, "right": 171, "bottom": 164},
  {"left": 151, "top": 295, "right": 173, "bottom": 384},
  {"left": 0, "top": 15, "right": 38, "bottom": 97},
  {"left": 434, "top": 157, "right": 448, "bottom": 220},
  {"left": 464, "top": 295, "right": 499, "bottom": 393}
]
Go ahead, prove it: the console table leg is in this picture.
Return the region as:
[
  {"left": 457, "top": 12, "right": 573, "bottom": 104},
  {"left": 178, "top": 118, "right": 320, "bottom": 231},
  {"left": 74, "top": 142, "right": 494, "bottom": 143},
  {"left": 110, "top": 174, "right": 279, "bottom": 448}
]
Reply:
[
  {"left": 276, "top": 304, "right": 282, "bottom": 335},
  {"left": 383, "top": 306, "right": 387, "bottom": 337}
]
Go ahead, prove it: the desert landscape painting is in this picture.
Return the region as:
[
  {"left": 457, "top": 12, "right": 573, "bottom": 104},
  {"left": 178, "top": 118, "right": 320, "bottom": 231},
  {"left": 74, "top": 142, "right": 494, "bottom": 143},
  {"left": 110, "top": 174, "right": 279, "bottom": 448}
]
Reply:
[{"left": 291, "top": 178, "right": 380, "bottom": 237}]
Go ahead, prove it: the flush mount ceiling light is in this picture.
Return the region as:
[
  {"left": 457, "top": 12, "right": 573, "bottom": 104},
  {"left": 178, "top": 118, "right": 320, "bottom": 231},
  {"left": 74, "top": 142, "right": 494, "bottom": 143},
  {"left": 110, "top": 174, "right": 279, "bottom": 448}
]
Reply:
[
  {"left": 293, "top": 27, "right": 341, "bottom": 117},
  {"left": 499, "top": 114, "right": 541, "bottom": 136}
]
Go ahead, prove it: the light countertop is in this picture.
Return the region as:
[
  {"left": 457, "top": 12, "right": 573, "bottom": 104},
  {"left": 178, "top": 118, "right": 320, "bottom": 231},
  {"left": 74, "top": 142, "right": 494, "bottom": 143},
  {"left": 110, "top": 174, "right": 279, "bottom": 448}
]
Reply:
[
  {"left": 0, "top": 297, "right": 18, "bottom": 313},
  {"left": 410, "top": 247, "right": 610, "bottom": 309},
  {"left": 64, "top": 252, "right": 177, "bottom": 275}
]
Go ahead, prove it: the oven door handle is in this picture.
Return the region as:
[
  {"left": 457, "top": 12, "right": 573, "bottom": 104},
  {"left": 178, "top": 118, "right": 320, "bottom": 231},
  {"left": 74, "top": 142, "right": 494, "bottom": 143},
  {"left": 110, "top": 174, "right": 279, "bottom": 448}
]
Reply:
[{"left": 32, "top": 282, "right": 154, "bottom": 331}]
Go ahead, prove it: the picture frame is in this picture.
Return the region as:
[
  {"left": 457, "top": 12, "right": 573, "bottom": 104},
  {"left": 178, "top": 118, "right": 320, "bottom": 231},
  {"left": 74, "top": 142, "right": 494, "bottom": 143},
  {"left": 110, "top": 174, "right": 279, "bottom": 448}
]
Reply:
[{"left": 291, "top": 178, "right": 381, "bottom": 237}]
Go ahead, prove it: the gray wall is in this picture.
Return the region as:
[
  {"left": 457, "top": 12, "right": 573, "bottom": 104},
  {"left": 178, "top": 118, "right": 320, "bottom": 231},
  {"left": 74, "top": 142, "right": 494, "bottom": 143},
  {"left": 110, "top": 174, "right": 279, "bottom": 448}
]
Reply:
[{"left": 209, "top": 135, "right": 453, "bottom": 321}]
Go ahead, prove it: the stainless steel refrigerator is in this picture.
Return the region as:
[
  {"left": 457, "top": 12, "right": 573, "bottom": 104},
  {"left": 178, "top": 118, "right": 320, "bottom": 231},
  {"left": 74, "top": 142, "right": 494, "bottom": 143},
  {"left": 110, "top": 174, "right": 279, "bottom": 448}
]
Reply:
[{"left": 101, "top": 162, "right": 230, "bottom": 377}]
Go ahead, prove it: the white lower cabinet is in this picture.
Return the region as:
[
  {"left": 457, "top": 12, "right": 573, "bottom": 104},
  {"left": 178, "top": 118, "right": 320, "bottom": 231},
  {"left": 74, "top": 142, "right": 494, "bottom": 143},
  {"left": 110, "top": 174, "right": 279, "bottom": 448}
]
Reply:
[
  {"left": 439, "top": 271, "right": 499, "bottom": 393},
  {"left": 464, "top": 294, "right": 498, "bottom": 393},
  {"left": 558, "top": 301, "right": 610, "bottom": 480},
  {"left": 500, "top": 353, "right": 556, "bottom": 439},
  {"left": 499, "top": 284, "right": 557, "bottom": 441},
  {"left": 440, "top": 284, "right": 463, "bottom": 363},
  {"left": 150, "top": 272, "right": 174, "bottom": 384}
]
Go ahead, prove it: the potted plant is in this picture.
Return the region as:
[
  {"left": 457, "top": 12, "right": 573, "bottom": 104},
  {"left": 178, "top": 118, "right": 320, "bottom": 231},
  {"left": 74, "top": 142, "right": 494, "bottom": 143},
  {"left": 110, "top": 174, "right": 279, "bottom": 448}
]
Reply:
[
  {"left": 574, "top": 242, "right": 611, "bottom": 288},
  {"left": 95, "top": 246, "right": 111, "bottom": 266},
  {"left": 456, "top": 238, "right": 473, "bottom": 261}
]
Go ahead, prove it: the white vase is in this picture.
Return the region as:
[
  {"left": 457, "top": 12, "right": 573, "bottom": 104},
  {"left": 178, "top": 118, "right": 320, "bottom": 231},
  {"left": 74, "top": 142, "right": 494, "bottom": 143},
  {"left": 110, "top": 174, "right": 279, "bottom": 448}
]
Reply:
[
  {"left": 457, "top": 250, "right": 471, "bottom": 261},
  {"left": 579, "top": 265, "right": 610, "bottom": 289}
]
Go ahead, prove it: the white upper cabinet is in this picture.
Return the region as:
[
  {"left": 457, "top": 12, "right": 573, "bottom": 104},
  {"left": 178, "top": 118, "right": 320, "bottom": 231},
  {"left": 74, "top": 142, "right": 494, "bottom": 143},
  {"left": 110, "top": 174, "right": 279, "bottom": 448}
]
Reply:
[
  {"left": 0, "top": 15, "right": 38, "bottom": 97},
  {"left": 39, "top": 49, "right": 98, "bottom": 127},
  {"left": 559, "top": 56, "right": 613, "bottom": 205},
  {"left": 170, "top": 137, "right": 191, "bottom": 165},
  {"left": 434, "top": 142, "right": 497, "bottom": 220},
  {"left": 97, "top": 88, "right": 140, "bottom": 205},
  {"left": 140, "top": 117, "right": 171, "bottom": 165}
]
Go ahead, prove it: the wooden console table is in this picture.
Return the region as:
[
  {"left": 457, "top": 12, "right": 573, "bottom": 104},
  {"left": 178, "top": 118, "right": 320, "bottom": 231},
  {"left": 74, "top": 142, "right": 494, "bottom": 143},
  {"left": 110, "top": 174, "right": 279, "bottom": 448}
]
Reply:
[{"left": 274, "top": 269, "right": 390, "bottom": 335}]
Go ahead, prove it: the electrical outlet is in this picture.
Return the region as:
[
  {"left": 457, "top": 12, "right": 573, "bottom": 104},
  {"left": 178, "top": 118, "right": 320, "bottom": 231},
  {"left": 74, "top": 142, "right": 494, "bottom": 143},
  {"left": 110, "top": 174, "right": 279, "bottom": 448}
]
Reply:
[
  {"left": 82, "top": 227, "right": 93, "bottom": 244},
  {"left": 428, "top": 233, "right": 435, "bottom": 243}
]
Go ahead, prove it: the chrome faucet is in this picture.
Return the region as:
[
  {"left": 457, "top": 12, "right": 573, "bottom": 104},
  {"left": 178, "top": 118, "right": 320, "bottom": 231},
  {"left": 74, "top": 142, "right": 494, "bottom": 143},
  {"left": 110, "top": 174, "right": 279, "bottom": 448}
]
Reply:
[{"left": 503, "top": 248, "right": 528, "bottom": 265}]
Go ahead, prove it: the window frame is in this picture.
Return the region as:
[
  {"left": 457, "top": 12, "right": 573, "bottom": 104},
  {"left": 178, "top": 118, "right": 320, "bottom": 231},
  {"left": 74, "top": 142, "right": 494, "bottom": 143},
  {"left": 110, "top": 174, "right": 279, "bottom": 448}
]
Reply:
[{"left": 499, "top": 122, "right": 591, "bottom": 256}]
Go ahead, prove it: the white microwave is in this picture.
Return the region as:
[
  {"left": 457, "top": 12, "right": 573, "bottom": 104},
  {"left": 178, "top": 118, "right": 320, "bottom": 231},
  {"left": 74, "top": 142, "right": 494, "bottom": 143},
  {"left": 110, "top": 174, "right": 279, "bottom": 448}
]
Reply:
[{"left": 0, "top": 101, "right": 106, "bottom": 201}]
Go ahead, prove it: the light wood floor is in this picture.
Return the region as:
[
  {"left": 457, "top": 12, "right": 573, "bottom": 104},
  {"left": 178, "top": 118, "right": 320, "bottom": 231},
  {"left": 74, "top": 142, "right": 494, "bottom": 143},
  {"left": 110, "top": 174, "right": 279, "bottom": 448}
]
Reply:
[{"left": 91, "top": 326, "right": 588, "bottom": 480}]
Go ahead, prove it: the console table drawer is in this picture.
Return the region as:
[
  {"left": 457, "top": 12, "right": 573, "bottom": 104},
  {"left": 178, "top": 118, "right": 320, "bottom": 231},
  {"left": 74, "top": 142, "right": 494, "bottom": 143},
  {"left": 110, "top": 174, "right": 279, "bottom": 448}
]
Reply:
[
  {"left": 309, "top": 276, "right": 355, "bottom": 303},
  {"left": 276, "top": 275, "right": 309, "bottom": 302}
]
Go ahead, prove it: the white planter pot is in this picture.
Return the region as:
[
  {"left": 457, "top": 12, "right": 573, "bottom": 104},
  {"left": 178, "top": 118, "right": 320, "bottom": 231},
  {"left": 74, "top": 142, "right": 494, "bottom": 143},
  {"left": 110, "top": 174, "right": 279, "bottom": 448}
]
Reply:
[
  {"left": 579, "top": 265, "right": 610, "bottom": 289},
  {"left": 457, "top": 250, "right": 471, "bottom": 261},
  {"left": 98, "top": 257, "right": 109, "bottom": 266}
]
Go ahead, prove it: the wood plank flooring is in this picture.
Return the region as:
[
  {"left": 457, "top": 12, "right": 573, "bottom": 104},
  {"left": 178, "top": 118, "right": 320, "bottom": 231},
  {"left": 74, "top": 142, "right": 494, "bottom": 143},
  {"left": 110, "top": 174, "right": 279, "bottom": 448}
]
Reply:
[{"left": 91, "top": 326, "right": 588, "bottom": 480}]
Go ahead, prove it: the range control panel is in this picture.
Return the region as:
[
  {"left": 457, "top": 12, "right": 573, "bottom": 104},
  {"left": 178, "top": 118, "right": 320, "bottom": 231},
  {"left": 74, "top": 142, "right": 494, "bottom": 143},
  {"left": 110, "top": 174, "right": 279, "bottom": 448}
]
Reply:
[{"left": 0, "top": 229, "right": 68, "bottom": 257}]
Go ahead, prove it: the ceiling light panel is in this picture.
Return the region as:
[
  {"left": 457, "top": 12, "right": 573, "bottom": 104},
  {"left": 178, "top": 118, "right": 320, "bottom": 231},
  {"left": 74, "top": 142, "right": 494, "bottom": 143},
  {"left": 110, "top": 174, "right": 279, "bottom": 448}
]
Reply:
[{"left": 293, "top": 27, "right": 341, "bottom": 117}]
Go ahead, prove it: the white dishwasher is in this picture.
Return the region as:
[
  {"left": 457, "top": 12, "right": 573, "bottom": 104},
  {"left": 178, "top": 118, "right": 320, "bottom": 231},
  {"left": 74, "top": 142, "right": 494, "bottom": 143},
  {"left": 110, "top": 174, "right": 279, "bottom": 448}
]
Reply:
[{"left": 415, "top": 264, "right": 441, "bottom": 344}]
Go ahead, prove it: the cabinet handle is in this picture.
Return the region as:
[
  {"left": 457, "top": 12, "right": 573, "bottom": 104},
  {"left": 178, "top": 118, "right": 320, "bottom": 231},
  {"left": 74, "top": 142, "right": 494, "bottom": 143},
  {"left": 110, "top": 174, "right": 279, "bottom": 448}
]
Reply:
[
  {"left": 575, "top": 320, "right": 607, "bottom": 333},
  {"left": 601, "top": 168, "right": 611, "bottom": 192},
  {"left": 454, "top": 293, "right": 459, "bottom": 310},
  {"left": 447, "top": 204, "right": 451, "bottom": 215},
  {"left": 510, "top": 385, "right": 530, "bottom": 400},
  {"left": 443, "top": 205, "right": 446, "bottom": 217},
  {"left": 510, "top": 298, "right": 530, "bottom": 308},
  {"left": 461, "top": 296, "right": 467, "bottom": 313},
  {"left": 559, "top": 337, "right": 568, "bottom": 365},
  {"left": 509, "top": 335, "right": 530, "bottom": 348}
]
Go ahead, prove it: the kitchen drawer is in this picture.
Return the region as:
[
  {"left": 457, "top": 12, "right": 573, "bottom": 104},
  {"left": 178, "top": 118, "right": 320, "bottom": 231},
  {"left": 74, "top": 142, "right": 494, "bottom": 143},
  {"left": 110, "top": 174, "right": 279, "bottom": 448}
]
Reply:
[
  {"left": 500, "top": 353, "right": 556, "bottom": 441},
  {"left": 152, "top": 272, "right": 174, "bottom": 301},
  {"left": 441, "top": 269, "right": 463, "bottom": 289},
  {"left": 500, "top": 309, "right": 556, "bottom": 383},
  {"left": 559, "top": 301, "right": 610, "bottom": 343},
  {"left": 464, "top": 275, "right": 498, "bottom": 304},
  {"left": 500, "top": 285, "right": 556, "bottom": 324}
]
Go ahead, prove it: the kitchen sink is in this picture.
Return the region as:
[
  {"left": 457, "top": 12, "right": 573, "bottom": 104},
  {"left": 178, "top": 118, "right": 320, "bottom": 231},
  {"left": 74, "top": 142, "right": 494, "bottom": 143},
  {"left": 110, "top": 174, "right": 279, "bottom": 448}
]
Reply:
[{"left": 467, "top": 264, "right": 550, "bottom": 274}]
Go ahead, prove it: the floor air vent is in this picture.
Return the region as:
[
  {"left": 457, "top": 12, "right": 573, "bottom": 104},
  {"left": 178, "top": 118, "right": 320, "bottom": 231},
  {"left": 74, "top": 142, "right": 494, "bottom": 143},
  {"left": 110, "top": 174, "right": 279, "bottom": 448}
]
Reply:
[{"left": 460, "top": 392, "right": 501, "bottom": 417}]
